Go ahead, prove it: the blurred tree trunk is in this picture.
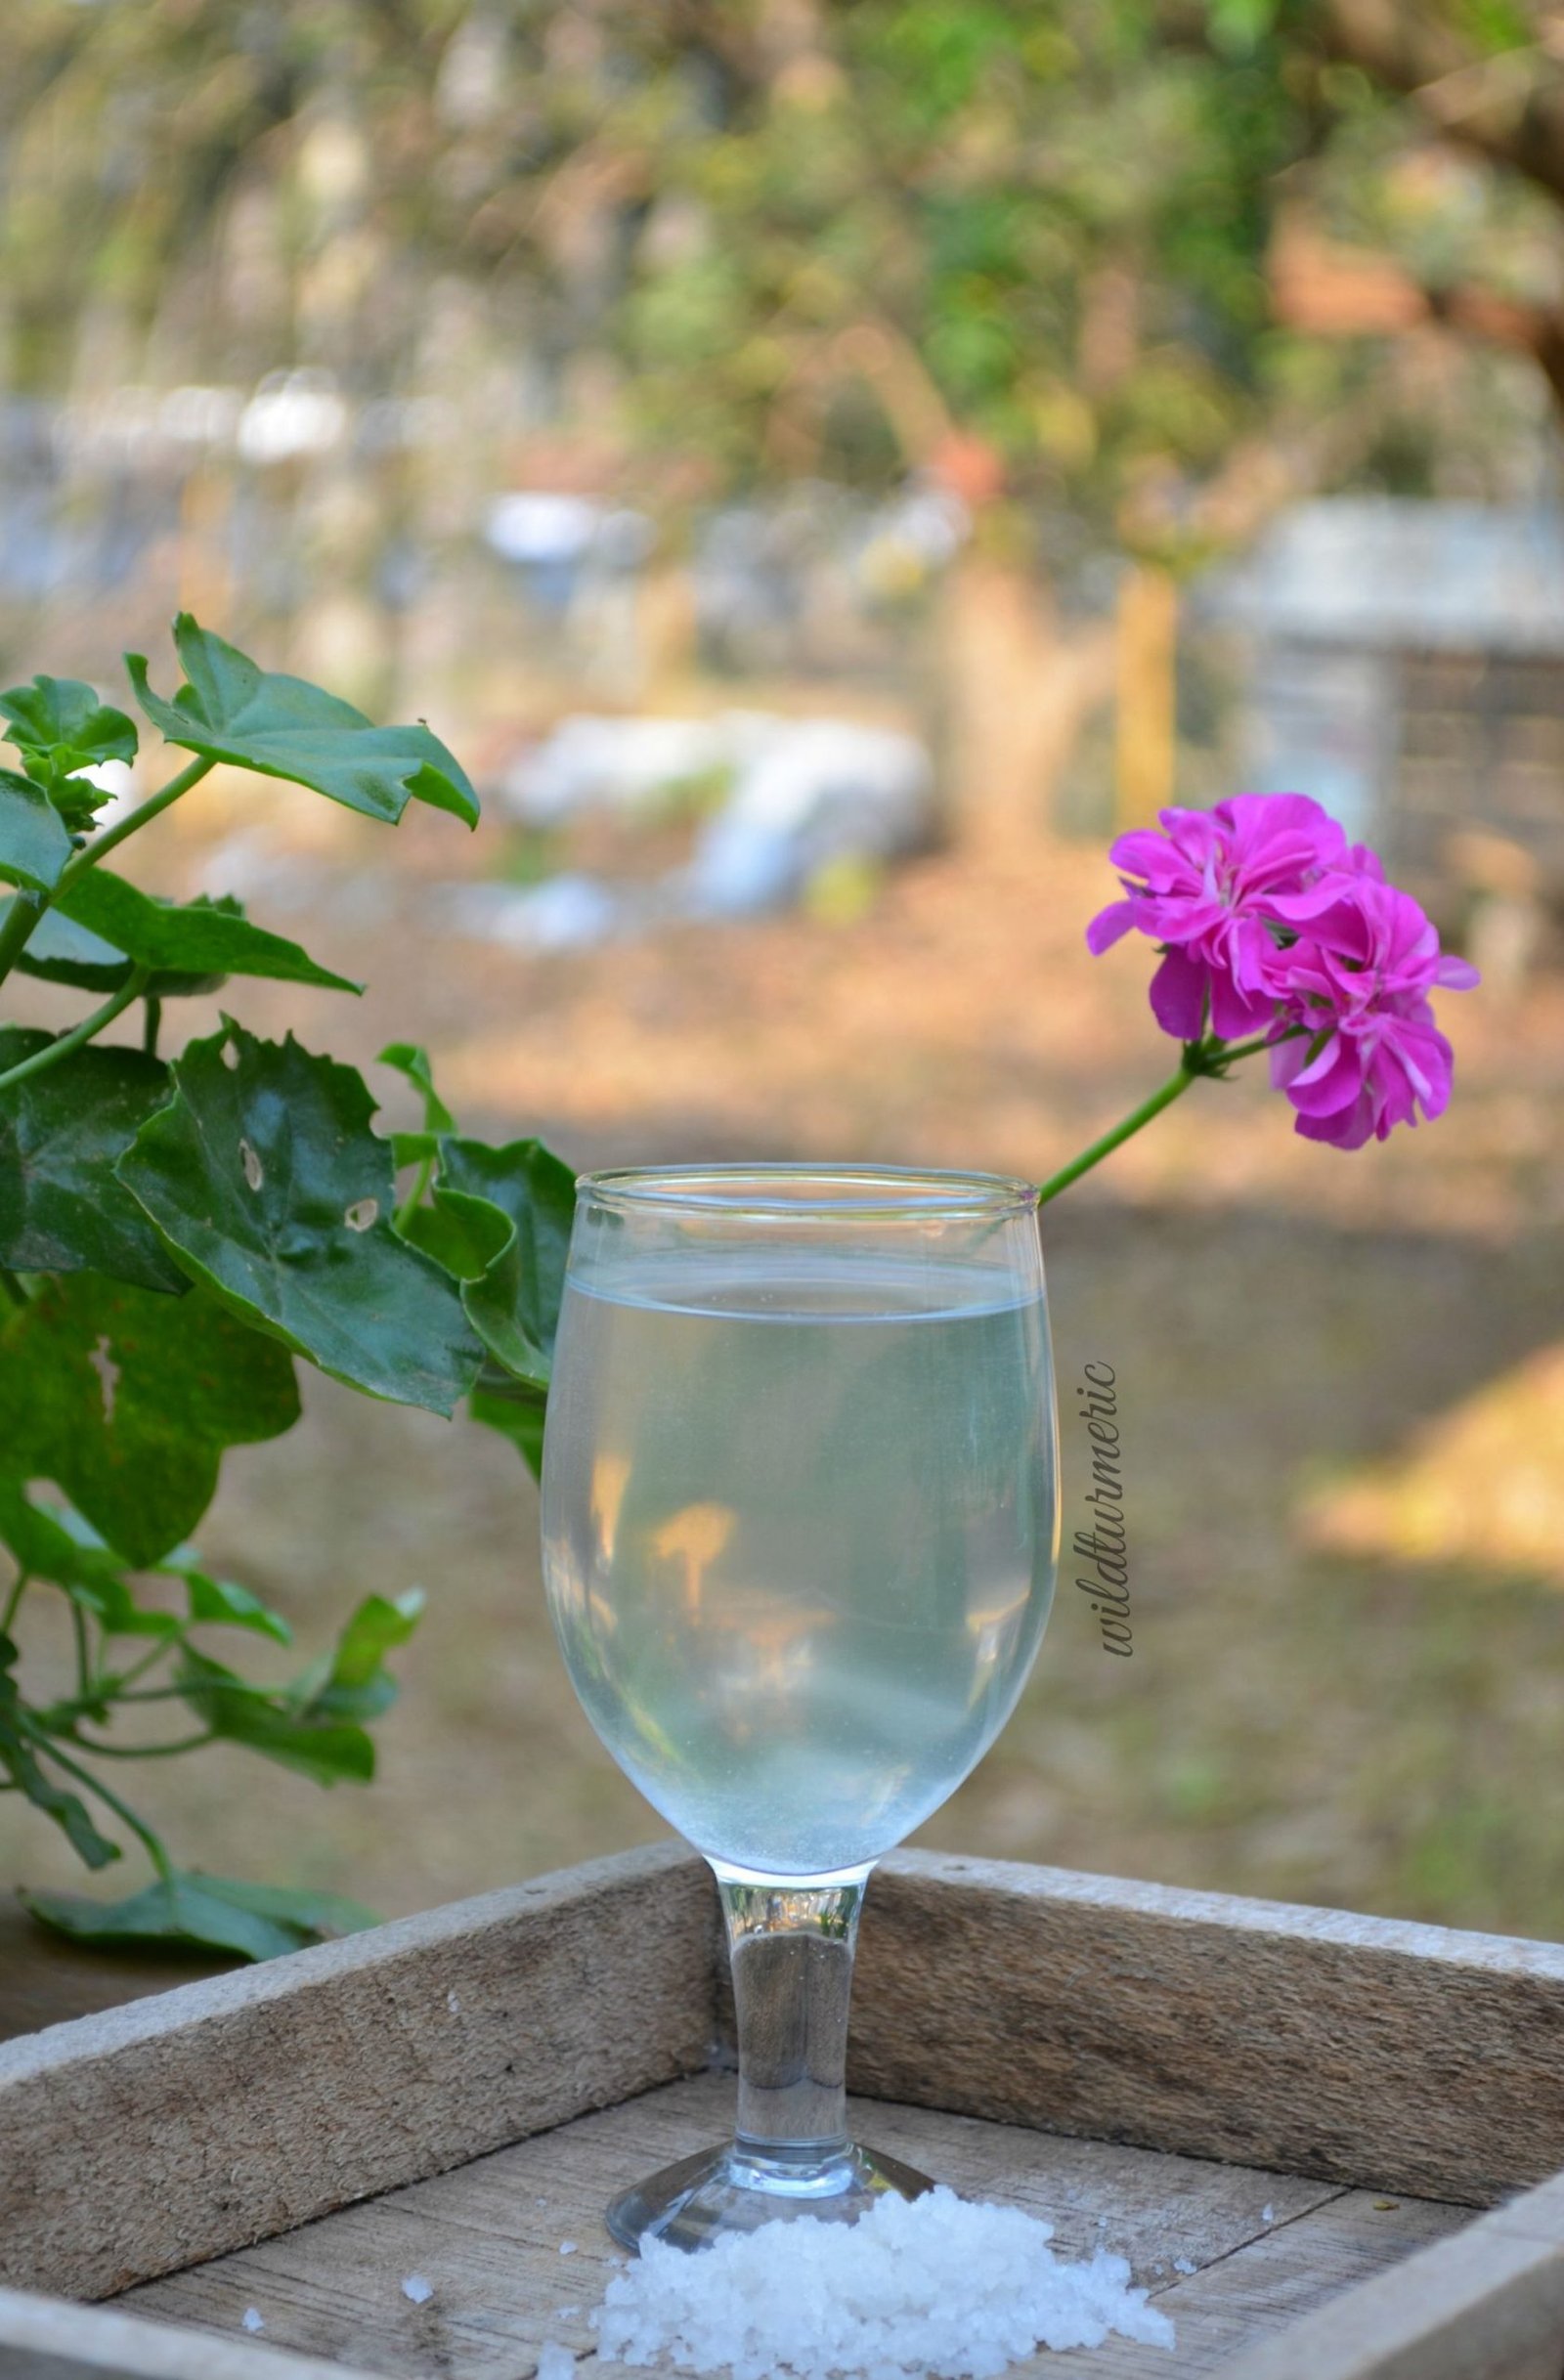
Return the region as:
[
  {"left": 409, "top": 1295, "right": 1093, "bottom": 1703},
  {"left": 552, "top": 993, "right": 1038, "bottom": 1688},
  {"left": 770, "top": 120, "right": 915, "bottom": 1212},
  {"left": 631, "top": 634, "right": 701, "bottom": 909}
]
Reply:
[
  {"left": 931, "top": 543, "right": 1115, "bottom": 856},
  {"left": 1114, "top": 565, "right": 1178, "bottom": 831}
]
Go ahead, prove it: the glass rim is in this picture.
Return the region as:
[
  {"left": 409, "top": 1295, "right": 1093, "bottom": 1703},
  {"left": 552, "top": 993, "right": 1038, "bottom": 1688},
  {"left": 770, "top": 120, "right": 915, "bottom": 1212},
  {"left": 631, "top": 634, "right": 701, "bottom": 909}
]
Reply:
[{"left": 575, "top": 1162, "right": 1040, "bottom": 1221}]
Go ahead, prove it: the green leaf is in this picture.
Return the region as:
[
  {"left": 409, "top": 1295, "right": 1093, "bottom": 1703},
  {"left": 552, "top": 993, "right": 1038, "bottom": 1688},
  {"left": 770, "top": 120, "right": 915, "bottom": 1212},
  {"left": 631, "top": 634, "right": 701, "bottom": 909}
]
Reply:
[
  {"left": 1, "top": 901, "right": 134, "bottom": 991},
  {"left": 379, "top": 1042, "right": 456, "bottom": 1132},
  {"left": 0, "top": 1481, "right": 125, "bottom": 1599},
  {"left": 116, "top": 1021, "right": 484, "bottom": 1416},
  {"left": 56, "top": 877, "right": 362, "bottom": 995},
  {"left": 294, "top": 1587, "right": 421, "bottom": 1721},
  {"left": 178, "top": 1566, "right": 292, "bottom": 1645},
  {"left": 21, "top": 1869, "right": 377, "bottom": 1962},
  {"left": 180, "top": 1874, "right": 378, "bottom": 1933},
  {"left": 0, "top": 1636, "right": 120, "bottom": 1869},
  {"left": 0, "top": 1488, "right": 284, "bottom": 1641},
  {"left": 0, "top": 1273, "right": 299, "bottom": 1566},
  {"left": 0, "top": 1485, "right": 179, "bottom": 1637},
  {"left": 1, "top": 885, "right": 343, "bottom": 1003},
  {"left": 398, "top": 1185, "right": 511, "bottom": 1281},
  {"left": 0, "top": 770, "right": 73, "bottom": 894},
  {"left": 0, "top": 675, "right": 138, "bottom": 777},
  {"left": 126, "top": 615, "right": 478, "bottom": 829},
  {"left": 438, "top": 1137, "right": 576, "bottom": 1391},
  {"left": 470, "top": 1380, "right": 548, "bottom": 1481},
  {"left": 178, "top": 1647, "right": 375, "bottom": 1785},
  {"left": 70, "top": 1573, "right": 183, "bottom": 1639},
  {"left": 0, "top": 1028, "right": 189, "bottom": 1292}
]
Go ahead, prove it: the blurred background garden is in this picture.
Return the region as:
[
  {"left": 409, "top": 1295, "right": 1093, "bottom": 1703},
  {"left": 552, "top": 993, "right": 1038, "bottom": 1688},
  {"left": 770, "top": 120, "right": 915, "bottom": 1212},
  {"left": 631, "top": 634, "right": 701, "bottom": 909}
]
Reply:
[{"left": 3, "top": 0, "right": 1563, "bottom": 1947}]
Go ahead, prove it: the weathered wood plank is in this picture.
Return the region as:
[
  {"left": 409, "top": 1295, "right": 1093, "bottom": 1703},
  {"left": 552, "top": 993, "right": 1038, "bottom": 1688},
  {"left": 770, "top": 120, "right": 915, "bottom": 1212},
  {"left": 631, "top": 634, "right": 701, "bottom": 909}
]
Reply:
[
  {"left": 0, "top": 1844, "right": 717, "bottom": 2304},
  {"left": 0, "top": 2287, "right": 381, "bottom": 2380},
  {"left": 124, "top": 2073, "right": 1469, "bottom": 2380},
  {"left": 849, "top": 1852, "right": 1564, "bottom": 2204},
  {"left": 10, "top": 1848, "right": 1557, "bottom": 2376},
  {"left": 1212, "top": 2170, "right": 1564, "bottom": 2380}
]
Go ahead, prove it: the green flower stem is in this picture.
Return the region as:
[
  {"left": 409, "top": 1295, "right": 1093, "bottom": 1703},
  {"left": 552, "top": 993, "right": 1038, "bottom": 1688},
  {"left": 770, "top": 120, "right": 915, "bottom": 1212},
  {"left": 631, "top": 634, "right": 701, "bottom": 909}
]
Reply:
[
  {"left": 19, "top": 1720, "right": 173, "bottom": 1880},
  {"left": 57, "top": 754, "right": 214, "bottom": 889},
  {"left": 143, "top": 992, "right": 162, "bottom": 1057},
  {"left": 0, "top": 968, "right": 151, "bottom": 1095},
  {"left": 1035, "top": 1024, "right": 1304, "bottom": 1207},
  {"left": 1217, "top": 1026, "right": 1294, "bottom": 1065},
  {"left": 1037, "top": 1058, "right": 1201, "bottom": 1206}
]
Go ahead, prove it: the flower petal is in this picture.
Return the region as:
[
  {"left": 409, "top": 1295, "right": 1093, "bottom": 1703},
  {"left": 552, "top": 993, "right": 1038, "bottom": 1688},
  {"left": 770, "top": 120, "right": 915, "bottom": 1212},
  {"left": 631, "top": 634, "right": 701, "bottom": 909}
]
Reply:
[
  {"left": 1085, "top": 899, "right": 1138, "bottom": 955},
  {"left": 1148, "top": 946, "right": 1208, "bottom": 1040}
]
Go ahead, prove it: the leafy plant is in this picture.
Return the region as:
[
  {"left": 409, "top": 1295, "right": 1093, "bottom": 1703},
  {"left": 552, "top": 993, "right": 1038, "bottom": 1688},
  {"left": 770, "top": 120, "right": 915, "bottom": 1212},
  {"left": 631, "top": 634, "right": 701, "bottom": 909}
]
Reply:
[{"left": 0, "top": 616, "right": 570, "bottom": 1959}]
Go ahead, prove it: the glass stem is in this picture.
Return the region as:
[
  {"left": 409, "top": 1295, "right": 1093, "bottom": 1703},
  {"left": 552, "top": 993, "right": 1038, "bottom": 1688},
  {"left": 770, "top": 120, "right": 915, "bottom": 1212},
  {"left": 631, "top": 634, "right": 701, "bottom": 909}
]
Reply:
[{"left": 716, "top": 1867, "right": 868, "bottom": 2171}]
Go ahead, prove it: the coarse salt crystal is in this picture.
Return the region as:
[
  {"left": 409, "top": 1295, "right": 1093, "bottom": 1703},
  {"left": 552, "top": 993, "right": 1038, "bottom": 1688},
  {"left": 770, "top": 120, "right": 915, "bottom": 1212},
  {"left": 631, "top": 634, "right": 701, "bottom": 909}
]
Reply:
[
  {"left": 537, "top": 2343, "right": 576, "bottom": 2380},
  {"left": 593, "top": 2185, "right": 1174, "bottom": 2379},
  {"left": 1261, "top": 2206, "right": 1275, "bottom": 2226},
  {"left": 401, "top": 2274, "right": 434, "bottom": 2305},
  {"left": 240, "top": 2309, "right": 264, "bottom": 2334},
  {"left": 1173, "top": 2257, "right": 1195, "bottom": 2275},
  {"left": 558, "top": 2240, "right": 578, "bottom": 2256}
]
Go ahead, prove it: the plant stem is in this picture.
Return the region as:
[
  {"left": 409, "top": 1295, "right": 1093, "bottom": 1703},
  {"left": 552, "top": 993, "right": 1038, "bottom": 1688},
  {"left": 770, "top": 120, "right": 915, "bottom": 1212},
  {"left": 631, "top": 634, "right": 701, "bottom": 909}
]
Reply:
[
  {"left": 1, "top": 1571, "right": 30, "bottom": 1635},
  {"left": 0, "top": 969, "right": 150, "bottom": 1095},
  {"left": 394, "top": 1151, "right": 436, "bottom": 1232},
  {"left": 1034, "top": 1023, "right": 1308, "bottom": 1207},
  {"left": 0, "top": 754, "right": 214, "bottom": 991},
  {"left": 143, "top": 992, "right": 161, "bottom": 1057},
  {"left": 113, "top": 1639, "right": 180, "bottom": 1694},
  {"left": 70, "top": 1600, "right": 92, "bottom": 1701},
  {"left": 40, "top": 1682, "right": 187, "bottom": 1721},
  {"left": 1036, "top": 1058, "right": 1201, "bottom": 1206},
  {"left": 1218, "top": 1025, "right": 1294, "bottom": 1066},
  {"left": 20, "top": 1721, "right": 173, "bottom": 1879},
  {"left": 68, "top": 1732, "right": 215, "bottom": 1760},
  {"left": 0, "top": 890, "right": 45, "bottom": 992},
  {"left": 57, "top": 754, "right": 214, "bottom": 889}
]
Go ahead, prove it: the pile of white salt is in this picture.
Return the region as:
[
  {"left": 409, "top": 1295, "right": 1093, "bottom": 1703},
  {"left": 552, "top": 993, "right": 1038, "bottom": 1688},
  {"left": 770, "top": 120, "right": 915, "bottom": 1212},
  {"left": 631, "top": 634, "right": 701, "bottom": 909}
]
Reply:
[{"left": 588, "top": 2186, "right": 1174, "bottom": 2378}]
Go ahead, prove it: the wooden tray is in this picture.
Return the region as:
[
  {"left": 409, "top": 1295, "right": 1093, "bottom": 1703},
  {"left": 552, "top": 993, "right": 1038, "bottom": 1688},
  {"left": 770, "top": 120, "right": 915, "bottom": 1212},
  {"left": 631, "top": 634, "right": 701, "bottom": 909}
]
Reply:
[{"left": 3, "top": 1844, "right": 1564, "bottom": 2380}]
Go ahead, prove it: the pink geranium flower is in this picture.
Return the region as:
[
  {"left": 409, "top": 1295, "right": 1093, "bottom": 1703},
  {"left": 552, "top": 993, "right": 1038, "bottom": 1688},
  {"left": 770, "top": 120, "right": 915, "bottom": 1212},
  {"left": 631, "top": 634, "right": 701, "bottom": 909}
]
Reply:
[
  {"left": 1086, "top": 793, "right": 1347, "bottom": 1039},
  {"left": 1263, "top": 875, "right": 1480, "bottom": 1148},
  {"left": 1086, "top": 790, "right": 1479, "bottom": 1152}
]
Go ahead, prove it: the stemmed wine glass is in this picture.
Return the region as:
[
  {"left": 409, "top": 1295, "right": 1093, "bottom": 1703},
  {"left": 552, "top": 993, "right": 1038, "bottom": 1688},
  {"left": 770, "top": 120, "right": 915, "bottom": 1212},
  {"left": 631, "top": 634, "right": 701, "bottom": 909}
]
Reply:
[{"left": 540, "top": 1165, "right": 1059, "bottom": 2251}]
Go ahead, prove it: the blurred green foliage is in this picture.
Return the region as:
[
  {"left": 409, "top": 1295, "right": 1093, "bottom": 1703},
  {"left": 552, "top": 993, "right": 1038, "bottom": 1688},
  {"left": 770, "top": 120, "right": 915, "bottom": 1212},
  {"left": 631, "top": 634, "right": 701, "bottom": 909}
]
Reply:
[{"left": 3, "top": 0, "right": 1558, "bottom": 554}]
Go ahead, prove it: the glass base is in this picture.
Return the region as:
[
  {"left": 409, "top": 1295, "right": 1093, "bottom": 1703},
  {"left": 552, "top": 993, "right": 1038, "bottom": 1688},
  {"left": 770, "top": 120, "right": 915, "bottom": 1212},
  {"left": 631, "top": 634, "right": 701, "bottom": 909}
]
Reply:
[{"left": 606, "top": 2139, "right": 934, "bottom": 2253}]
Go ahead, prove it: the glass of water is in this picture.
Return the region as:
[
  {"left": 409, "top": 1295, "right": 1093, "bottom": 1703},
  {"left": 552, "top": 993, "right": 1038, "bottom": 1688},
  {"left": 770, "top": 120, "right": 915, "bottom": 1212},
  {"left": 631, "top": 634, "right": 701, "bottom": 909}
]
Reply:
[{"left": 541, "top": 1165, "right": 1059, "bottom": 2251}]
